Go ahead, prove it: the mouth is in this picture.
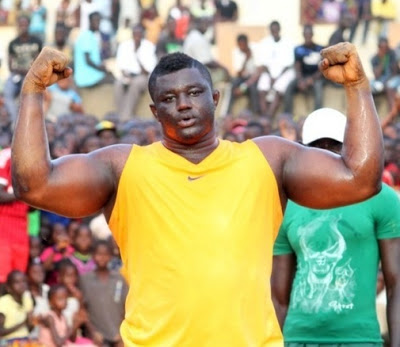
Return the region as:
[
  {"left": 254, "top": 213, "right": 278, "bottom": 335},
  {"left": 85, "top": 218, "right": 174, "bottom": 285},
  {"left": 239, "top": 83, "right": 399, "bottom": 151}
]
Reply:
[{"left": 177, "top": 117, "right": 196, "bottom": 128}]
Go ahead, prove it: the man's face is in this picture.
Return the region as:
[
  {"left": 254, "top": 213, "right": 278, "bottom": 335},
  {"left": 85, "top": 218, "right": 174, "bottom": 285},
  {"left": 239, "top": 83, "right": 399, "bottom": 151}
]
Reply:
[
  {"left": 270, "top": 24, "right": 280, "bottom": 41},
  {"left": 18, "top": 17, "right": 30, "bottom": 36},
  {"left": 150, "top": 68, "right": 219, "bottom": 145}
]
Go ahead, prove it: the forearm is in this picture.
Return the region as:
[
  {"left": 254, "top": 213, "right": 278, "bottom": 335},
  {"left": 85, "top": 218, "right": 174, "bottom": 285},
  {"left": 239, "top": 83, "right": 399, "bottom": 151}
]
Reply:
[
  {"left": 0, "top": 321, "right": 26, "bottom": 336},
  {"left": 11, "top": 81, "right": 51, "bottom": 202},
  {"left": 387, "top": 285, "right": 400, "bottom": 347},
  {"left": 342, "top": 79, "right": 383, "bottom": 194}
]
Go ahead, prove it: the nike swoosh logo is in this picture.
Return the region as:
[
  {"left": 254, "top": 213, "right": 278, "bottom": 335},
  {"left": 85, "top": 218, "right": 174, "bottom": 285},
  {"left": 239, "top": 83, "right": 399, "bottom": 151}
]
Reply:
[{"left": 188, "top": 176, "right": 203, "bottom": 181}]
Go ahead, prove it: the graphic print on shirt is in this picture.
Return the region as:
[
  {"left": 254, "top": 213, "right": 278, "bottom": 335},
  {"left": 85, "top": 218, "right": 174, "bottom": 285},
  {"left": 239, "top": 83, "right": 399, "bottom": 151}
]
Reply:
[{"left": 291, "top": 214, "right": 355, "bottom": 314}]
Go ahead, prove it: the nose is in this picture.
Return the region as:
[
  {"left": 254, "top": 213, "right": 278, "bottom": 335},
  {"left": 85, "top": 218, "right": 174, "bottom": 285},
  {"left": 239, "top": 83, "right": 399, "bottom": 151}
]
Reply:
[{"left": 176, "top": 93, "right": 192, "bottom": 111}]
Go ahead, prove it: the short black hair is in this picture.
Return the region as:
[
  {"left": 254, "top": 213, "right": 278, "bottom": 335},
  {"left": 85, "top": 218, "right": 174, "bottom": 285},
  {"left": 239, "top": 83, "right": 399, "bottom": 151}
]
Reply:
[
  {"left": 6, "top": 270, "right": 24, "bottom": 286},
  {"left": 237, "top": 34, "right": 248, "bottom": 42},
  {"left": 148, "top": 52, "right": 213, "bottom": 100},
  {"left": 48, "top": 284, "right": 68, "bottom": 300},
  {"left": 93, "top": 239, "right": 113, "bottom": 255}
]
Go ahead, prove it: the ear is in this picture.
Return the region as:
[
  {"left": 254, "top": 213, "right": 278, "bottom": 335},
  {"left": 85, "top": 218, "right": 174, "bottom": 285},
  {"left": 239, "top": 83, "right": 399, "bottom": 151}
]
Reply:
[
  {"left": 212, "top": 89, "right": 220, "bottom": 108},
  {"left": 150, "top": 104, "right": 159, "bottom": 121}
]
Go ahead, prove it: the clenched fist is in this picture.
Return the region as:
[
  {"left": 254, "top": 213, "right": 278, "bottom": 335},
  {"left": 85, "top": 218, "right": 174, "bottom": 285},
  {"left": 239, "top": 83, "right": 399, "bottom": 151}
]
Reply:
[
  {"left": 319, "top": 42, "right": 368, "bottom": 88},
  {"left": 22, "top": 47, "right": 72, "bottom": 93}
]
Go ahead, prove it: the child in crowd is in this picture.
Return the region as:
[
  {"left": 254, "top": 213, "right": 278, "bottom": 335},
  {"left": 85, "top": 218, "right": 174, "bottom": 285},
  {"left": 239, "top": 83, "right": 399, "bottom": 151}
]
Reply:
[
  {"left": 69, "top": 224, "right": 96, "bottom": 275},
  {"left": 38, "top": 284, "right": 71, "bottom": 347},
  {"left": 27, "top": 261, "right": 49, "bottom": 340},
  {"left": 0, "top": 271, "right": 34, "bottom": 344},
  {"left": 29, "top": 236, "right": 43, "bottom": 264},
  {"left": 40, "top": 222, "right": 75, "bottom": 285},
  {"left": 27, "top": 261, "right": 50, "bottom": 316},
  {"left": 80, "top": 240, "right": 128, "bottom": 347},
  {"left": 57, "top": 260, "right": 97, "bottom": 345}
]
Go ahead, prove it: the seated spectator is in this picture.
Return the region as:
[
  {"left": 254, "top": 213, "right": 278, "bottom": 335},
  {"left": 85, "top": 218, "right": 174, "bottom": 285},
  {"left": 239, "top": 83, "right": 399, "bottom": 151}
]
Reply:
[
  {"left": 183, "top": 17, "right": 230, "bottom": 85},
  {"left": 0, "top": 271, "right": 34, "bottom": 344},
  {"left": 283, "top": 25, "right": 325, "bottom": 114},
  {"left": 247, "top": 20, "right": 295, "bottom": 119},
  {"left": 73, "top": 12, "right": 112, "bottom": 90},
  {"left": 370, "top": 36, "right": 399, "bottom": 107},
  {"left": 227, "top": 34, "right": 259, "bottom": 115},
  {"left": 69, "top": 224, "right": 96, "bottom": 276},
  {"left": 156, "top": 17, "right": 183, "bottom": 59},
  {"left": 114, "top": 24, "right": 157, "bottom": 120},
  {"left": 215, "top": 0, "right": 238, "bottom": 22},
  {"left": 44, "top": 77, "right": 84, "bottom": 122},
  {"left": 79, "top": 134, "right": 101, "bottom": 153},
  {"left": 80, "top": 240, "right": 128, "bottom": 347},
  {"left": 114, "top": 25, "right": 157, "bottom": 120}
]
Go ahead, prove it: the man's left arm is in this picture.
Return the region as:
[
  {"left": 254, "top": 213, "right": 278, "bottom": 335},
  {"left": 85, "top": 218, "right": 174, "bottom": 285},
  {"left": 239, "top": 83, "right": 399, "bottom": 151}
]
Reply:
[{"left": 379, "top": 238, "right": 400, "bottom": 347}]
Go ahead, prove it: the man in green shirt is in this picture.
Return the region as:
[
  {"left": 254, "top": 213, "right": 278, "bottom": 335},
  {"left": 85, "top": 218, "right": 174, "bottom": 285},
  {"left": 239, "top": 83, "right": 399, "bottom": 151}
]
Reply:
[{"left": 272, "top": 108, "right": 400, "bottom": 347}]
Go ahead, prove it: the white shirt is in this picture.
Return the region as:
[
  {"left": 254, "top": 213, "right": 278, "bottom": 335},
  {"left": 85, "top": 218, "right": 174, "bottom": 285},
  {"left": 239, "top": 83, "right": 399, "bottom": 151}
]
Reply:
[
  {"left": 115, "top": 39, "right": 157, "bottom": 76},
  {"left": 254, "top": 35, "right": 294, "bottom": 78},
  {"left": 232, "top": 42, "right": 257, "bottom": 76},
  {"left": 183, "top": 29, "right": 213, "bottom": 65}
]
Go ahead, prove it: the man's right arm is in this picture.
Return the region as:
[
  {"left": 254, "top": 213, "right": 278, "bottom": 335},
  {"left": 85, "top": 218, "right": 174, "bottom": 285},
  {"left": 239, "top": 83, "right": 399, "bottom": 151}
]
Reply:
[{"left": 11, "top": 47, "right": 124, "bottom": 218}]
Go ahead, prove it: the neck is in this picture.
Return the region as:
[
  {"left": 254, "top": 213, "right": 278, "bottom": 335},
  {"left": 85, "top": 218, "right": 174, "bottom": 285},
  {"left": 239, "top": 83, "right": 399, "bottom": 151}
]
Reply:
[
  {"left": 11, "top": 293, "right": 23, "bottom": 304},
  {"left": 162, "top": 130, "right": 219, "bottom": 164}
]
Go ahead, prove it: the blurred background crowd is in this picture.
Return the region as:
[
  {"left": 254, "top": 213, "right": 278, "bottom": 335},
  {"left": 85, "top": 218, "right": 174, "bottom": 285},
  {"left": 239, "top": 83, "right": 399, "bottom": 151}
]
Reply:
[{"left": 0, "top": 0, "right": 400, "bottom": 346}]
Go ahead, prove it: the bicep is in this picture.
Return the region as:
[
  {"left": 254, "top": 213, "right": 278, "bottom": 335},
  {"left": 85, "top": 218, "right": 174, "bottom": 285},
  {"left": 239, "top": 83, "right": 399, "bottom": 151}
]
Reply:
[
  {"left": 29, "top": 149, "right": 117, "bottom": 218},
  {"left": 283, "top": 143, "right": 366, "bottom": 209}
]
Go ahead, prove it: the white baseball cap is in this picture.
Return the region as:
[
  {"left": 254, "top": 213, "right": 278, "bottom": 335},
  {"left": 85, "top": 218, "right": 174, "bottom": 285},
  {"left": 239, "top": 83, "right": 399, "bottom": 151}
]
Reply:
[{"left": 302, "top": 108, "right": 347, "bottom": 145}]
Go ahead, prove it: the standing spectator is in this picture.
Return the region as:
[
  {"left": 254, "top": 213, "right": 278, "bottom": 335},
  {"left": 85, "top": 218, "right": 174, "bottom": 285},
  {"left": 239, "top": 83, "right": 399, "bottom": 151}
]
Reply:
[
  {"left": 189, "top": 0, "right": 216, "bottom": 20},
  {"left": 328, "top": 11, "right": 354, "bottom": 46},
  {"left": 272, "top": 108, "right": 400, "bottom": 346},
  {"left": 0, "top": 271, "right": 34, "bottom": 344},
  {"left": 114, "top": 24, "right": 157, "bottom": 120},
  {"left": 249, "top": 21, "right": 295, "bottom": 119},
  {"left": 141, "top": 4, "right": 163, "bottom": 45},
  {"left": 215, "top": 0, "right": 238, "bottom": 22},
  {"left": 168, "top": 0, "right": 191, "bottom": 40},
  {"left": 73, "top": 11, "right": 110, "bottom": 89},
  {"left": 228, "top": 34, "right": 259, "bottom": 115},
  {"left": 371, "top": 0, "right": 396, "bottom": 39},
  {"left": 0, "top": 146, "right": 30, "bottom": 286},
  {"left": 283, "top": 25, "right": 325, "bottom": 114},
  {"left": 28, "top": 0, "right": 47, "bottom": 43},
  {"left": 349, "top": 0, "right": 372, "bottom": 44},
  {"left": 4, "top": 15, "right": 42, "bottom": 121},
  {"left": 156, "top": 17, "right": 183, "bottom": 59},
  {"left": 80, "top": 240, "right": 128, "bottom": 347}
]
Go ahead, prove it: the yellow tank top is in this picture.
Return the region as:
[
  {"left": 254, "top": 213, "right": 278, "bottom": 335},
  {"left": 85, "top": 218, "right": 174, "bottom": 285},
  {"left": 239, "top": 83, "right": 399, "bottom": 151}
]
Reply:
[{"left": 109, "top": 139, "right": 283, "bottom": 346}]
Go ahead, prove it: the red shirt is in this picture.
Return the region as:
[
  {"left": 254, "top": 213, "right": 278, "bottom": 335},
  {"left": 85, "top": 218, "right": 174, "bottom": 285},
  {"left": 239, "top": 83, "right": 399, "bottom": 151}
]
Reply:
[{"left": 0, "top": 148, "right": 29, "bottom": 239}]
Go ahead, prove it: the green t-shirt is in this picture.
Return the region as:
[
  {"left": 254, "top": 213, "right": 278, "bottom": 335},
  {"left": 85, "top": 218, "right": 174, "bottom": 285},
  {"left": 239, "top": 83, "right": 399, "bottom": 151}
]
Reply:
[{"left": 274, "top": 183, "right": 400, "bottom": 344}]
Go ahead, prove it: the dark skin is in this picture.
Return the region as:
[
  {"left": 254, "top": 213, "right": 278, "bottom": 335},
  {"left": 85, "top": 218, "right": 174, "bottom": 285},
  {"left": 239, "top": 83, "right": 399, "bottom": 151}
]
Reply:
[
  {"left": 12, "top": 42, "right": 382, "bottom": 220},
  {"left": 272, "top": 139, "right": 400, "bottom": 347},
  {"left": 0, "top": 272, "right": 34, "bottom": 337}
]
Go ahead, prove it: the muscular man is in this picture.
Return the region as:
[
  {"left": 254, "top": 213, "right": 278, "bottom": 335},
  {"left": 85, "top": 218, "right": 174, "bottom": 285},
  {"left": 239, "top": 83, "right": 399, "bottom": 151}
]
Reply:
[{"left": 11, "top": 42, "right": 383, "bottom": 346}]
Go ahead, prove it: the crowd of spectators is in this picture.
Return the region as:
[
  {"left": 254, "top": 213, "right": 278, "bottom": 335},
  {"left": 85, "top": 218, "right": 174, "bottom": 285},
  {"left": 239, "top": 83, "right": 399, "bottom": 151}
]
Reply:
[{"left": 0, "top": 0, "right": 399, "bottom": 346}]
